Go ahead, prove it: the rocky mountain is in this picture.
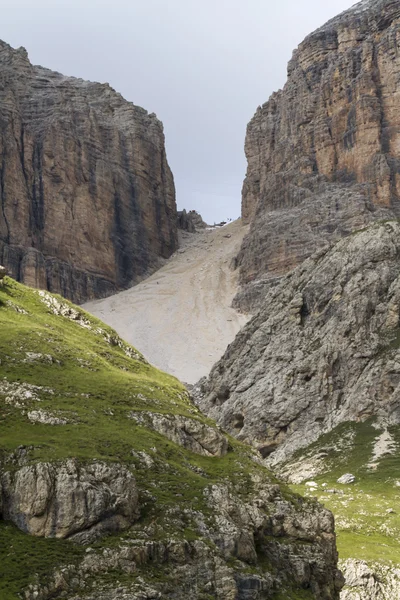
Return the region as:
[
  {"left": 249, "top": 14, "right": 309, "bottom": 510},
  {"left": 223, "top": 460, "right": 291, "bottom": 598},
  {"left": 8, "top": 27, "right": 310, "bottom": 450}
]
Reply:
[
  {"left": 0, "top": 40, "right": 177, "bottom": 304},
  {"left": 197, "top": 221, "right": 400, "bottom": 466},
  {"left": 0, "top": 275, "right": 342, "bottom": 599},
  {"left": 194, "top": 2, "right": 400, "bottom": 596},
  {"left": 196, "top": 219, "right": 400, "bottom": 599},
  {"left": 236, "top": 0, "right": 400, "bottom": 311}
]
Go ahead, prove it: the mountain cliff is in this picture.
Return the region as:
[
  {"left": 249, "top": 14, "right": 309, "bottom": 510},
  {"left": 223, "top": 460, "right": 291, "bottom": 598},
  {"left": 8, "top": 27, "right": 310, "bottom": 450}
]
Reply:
[
  {"left": 236, "top": 0, "right": 400, "bottom": 310},
  {"left": 0, "top": 276, "right": 342, "bottom": 599},
  {"left": 196, "top": 220, "right": 400, "bottom": 598},
  {"left": 0, "top": 41, "right": 177, "bottom": 304},
  {"left": 197, "top": 221, "right": 400, "bottom": 465}
]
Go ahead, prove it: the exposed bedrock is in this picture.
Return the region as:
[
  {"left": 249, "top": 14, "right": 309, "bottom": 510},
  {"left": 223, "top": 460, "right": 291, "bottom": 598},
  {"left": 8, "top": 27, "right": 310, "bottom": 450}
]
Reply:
[
  {"left": 238, "top": 0, "right": 400, "bottom": 309},
  {"left": 196, "top": 221, "right": 400, "bottom": 466},
  {"left": 0, "top": 41, "right": 177, "bottom": 303}
]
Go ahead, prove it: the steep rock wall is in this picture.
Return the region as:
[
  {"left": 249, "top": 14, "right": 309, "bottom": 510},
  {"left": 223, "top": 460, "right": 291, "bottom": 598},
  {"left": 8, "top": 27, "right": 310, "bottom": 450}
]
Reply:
[
  {"left": 238, "top": 0, "right": 400, "bottom": 300},
  {"left": 196, "top": 221, "right": 400, "bottom": 465},
  {"left": 0, "top": 41, "right": 177, "bottom": 303}
]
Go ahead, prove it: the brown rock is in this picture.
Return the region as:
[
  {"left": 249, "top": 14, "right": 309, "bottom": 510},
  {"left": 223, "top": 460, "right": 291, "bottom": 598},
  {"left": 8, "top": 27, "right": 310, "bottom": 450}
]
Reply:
[
  {"left": 237, "top": 0, "right": 400, "bottom": 309},
  {"left": 0, "top": 41, "right": 178, "bottom": 303}
]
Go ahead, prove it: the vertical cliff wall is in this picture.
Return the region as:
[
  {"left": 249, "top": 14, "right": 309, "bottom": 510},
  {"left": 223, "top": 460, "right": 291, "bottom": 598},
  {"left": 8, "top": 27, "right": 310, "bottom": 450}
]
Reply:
[
  {"left": 238, "top": 0, "right": 400, "bottom": 298},
  {"left": 0, "top": 41, "right": 178, "bottom": 303}
]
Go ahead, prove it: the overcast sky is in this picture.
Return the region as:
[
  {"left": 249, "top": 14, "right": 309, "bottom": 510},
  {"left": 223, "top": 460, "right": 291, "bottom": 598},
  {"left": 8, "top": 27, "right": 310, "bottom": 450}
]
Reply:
[{"left": 3, "top": 0, "right": 356, "bottom": 223}]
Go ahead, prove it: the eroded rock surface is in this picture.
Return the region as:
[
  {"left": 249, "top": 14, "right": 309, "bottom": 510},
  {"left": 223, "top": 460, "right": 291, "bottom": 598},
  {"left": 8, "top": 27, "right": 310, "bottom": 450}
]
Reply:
[
  {"left": 340, "top": 559, "right": 400, "bottom": 599},
  {"left": 0, "top": 40, "right": 177, "bottom": 303},
  {"left": 177, "top": 209, "right": 207, "bottom": 232},
  {"left": 237, "top": 0, "right": 400, "bottom": 309},
  {"left": 1, "top": 460, "right": 139, "bottom": 541},
  {"left": 128, "top": 411, "right": 229, "bottom": 457},
  {"left": 196, "top": 222, "right": 400, "bottom": 465},
  {"left": 0, "top": 277, "right": 342, "bottom": 599}
]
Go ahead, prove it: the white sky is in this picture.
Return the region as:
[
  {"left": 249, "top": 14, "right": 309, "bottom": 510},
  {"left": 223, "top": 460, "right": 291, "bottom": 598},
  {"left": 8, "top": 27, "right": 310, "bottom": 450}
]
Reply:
[{"left": 3, "top": 0, "right": 357, "bottom": 223}]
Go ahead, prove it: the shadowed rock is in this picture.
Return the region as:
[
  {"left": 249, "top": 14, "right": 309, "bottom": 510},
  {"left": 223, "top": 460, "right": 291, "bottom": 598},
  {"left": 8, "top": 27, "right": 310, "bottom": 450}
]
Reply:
[{"left": 0, "top": 41, "right": 178, "bottom": 303}]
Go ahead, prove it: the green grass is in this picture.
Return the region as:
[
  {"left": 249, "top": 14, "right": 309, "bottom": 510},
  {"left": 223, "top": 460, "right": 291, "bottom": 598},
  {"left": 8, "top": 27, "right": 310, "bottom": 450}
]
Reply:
[
  {"left": 1, "top": 277, "right": 305, "bottom": 598},
  {"left": 287, "top": 420, "right": 400, "bottom": 564},
  {"left": 0, "top": 521, "right": 85, "bottom": 600}
]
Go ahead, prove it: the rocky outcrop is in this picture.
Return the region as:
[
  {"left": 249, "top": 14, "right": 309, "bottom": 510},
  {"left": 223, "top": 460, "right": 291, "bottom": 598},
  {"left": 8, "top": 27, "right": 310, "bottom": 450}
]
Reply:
[
  {"left": 0, "top": 276, "right": 342, "bottom": 599},
  {"left": 18, "top": 476, "right": 342, "bottom": 600},
  {"left": 177, "top": 209, "right": 207, "bottom": 232},
  {"left": 1, "top": 460, "right": 139, "bottom": 542},
  {"left": 0, "top": 40, "right": 178, "bottom": 303},
  {"left": 196, "top": 221, "right": 400, "bottom": 465},
  {"left": 340, "top": 559, "right": 400, "bottom": 599},
  {"left": 237, "top": 0, "right": 400, "bottom": 308}
]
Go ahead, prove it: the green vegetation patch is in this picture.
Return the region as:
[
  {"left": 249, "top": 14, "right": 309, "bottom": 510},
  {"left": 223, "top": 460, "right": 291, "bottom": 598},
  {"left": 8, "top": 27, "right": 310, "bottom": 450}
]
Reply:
[{"left": 287, "top": 420, "right": 400, "bottom": 564}]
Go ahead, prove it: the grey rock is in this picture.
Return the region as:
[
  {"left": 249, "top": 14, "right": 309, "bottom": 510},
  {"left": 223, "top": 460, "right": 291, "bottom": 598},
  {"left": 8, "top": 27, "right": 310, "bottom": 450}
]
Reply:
[
  {"left": 177, "top": 209, "right": 207, "bottom": 233},
  {"left": 340, "top": 559, "right": 400, "bottom": 599},
  {"left": 128, "top": 411, "right": 228, "bottom": 457},
  {"left": 337, "top": 474, "right": 356, "bottom": 485},
  {"left": 21, "top": 476, "right": 342, "bottom": 599},
  {"left": 0, "top": 459, "right": 139, "bottom": 540},
  {"left": 196, "top": 222, "right": 400, "bottom": 465},
  {"left": 236, "top": 0, "right": 400, "bottom": 312}
]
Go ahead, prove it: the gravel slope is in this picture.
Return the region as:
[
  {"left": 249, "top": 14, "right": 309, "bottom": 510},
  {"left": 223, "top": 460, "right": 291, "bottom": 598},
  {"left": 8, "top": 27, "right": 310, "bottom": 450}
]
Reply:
[{"left": 83, "top": 220, "right": 249, "bottom": 383}]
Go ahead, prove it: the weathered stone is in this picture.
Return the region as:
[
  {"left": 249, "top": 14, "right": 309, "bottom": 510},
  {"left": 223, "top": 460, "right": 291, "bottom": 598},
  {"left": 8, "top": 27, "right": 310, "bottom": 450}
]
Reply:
[
  {"left": 237, "top": 0, "right": 400, "bottom": 311},
  {"left": 340, "top": 559, "right": 400, "bottom": 599},
  {"left": 177, "top": 209, "right": 207, "bottom": 233},
  {"left": 196, "top": 221, "right": 400, "bottom": 465},
  {"left": 337, "top": 474, "right": 356, "bottom": 485},
  {"left": 128, "top": 411, "right": 228, "bottom": 457},
  {"left": 0, "top": 40, "right": 178, "bottom": 303},
  {"left": 0, "top": 460, "right": 139, "bottom": 541}
]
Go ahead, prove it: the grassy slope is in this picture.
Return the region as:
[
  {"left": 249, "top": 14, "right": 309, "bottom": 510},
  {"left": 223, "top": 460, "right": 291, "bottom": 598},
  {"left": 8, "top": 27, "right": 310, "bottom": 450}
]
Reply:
[
  {"left": 286, "top": 420, "right": 400, "bottom": 567},
  {"left": 0, "top": 278, "right": 308, "bottom": 599}
]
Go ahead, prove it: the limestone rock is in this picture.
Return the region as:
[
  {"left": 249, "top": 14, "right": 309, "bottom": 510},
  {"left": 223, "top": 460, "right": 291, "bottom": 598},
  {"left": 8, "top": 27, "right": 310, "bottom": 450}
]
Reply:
[
  {"left": 337, "top": 474, "right": 356, "bottom": 485},
  {"left": 340, "top": 559, "right": 400, "bottom": 599},
  {"left": 237, "top": 0, "right": 400, "bottom": 310},
  {"left": 0, "top": 276, "right": 342, "bottom": 599},
  {"left": 0, "top": 41, "right": 178, "bottom": 303},
  {"left": 177, "top": 209, "right": 207, "bottom": 233},
  {"left": 0, "top": 459, "right": 139, "bottom": 541},
  {"left": 196, "top": 221, "right": 400, "bottom": 465},
  {"left": 129, "top": 411, "right": 228, "bottom": 457}
]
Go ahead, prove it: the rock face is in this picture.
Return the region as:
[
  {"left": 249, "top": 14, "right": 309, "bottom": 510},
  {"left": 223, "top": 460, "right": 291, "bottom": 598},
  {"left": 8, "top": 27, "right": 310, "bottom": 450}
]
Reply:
[
  {"left": 0, "top": 40, "right": 178, "bottom": 303},
  {"left": 196, "top": 222, "right": 400, "bottom": 465},
  {"left": 177, "top": 209, "right": 207, "bottom": 232},
  {"left": 237, "top": 0, "right": 400, "bottom": 307},
  {"left": 128, "top": 411, "right": 229, "bottom": 457},
  {"left": 1, "top": 460, "right": 139, "bottom": 542}
]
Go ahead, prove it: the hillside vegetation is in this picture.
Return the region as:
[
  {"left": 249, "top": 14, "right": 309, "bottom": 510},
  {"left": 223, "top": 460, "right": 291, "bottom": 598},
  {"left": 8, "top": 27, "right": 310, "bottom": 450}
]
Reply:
[{"left": 0, "top": 277, "right": 341, "bottom": 600}]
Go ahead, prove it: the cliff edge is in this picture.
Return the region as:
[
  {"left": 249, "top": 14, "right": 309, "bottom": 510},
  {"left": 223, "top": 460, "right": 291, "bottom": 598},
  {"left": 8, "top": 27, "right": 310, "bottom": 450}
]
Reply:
[{"left": 0, "top": 41, "right": 178, "bottom": 303}]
